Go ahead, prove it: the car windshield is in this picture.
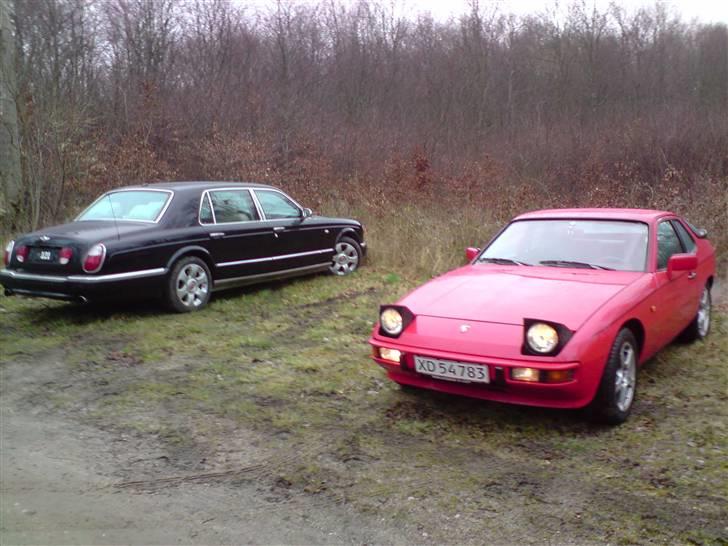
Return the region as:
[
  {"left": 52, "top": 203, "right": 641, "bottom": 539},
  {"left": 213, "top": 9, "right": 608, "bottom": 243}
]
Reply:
[
  {"left": 77, "top": 190, "right": 171, "bottom": 222},
  {"left": 480, "top": 219, "right": 649, "bottom": 272}
]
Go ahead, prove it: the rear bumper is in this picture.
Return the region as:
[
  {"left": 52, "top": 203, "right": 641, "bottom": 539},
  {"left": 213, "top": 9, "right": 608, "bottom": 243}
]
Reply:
[
  {"left": 0, "top": 268, "right": 167, "bottom": 302},
  {"left": 370, "top": 337, "right": 596, "bottom": 409}
]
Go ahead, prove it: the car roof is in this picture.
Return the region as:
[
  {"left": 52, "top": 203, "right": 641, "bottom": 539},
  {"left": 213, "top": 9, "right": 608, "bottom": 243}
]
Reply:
[
  {"left": 514, "top": 208, "right": 674, "bottom": 222},
  {"left": 123, "top": 181, "right": 278, "bottom": 192}
]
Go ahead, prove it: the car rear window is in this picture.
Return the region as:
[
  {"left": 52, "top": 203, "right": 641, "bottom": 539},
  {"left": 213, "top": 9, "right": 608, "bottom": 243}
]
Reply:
[{"left": 78, "top": 190, "right": 171, "bottom": 222}]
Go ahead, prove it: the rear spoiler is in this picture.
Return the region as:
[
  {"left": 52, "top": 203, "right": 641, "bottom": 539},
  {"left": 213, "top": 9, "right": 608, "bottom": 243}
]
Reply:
[{"left": 687, "top": 222, "right": 708, "bottom": 239}]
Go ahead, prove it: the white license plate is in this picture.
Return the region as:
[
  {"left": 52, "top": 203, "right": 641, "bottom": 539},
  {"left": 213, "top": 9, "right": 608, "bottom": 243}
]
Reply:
[
  {"left": 414, "top": 356, "right": 489, "bottom": 384},
  {"left": 39, "top": 250, "right": 52, "bottom": 261}
]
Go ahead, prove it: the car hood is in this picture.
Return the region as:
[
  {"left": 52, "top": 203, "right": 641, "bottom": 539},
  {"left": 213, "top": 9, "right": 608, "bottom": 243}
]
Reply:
[
  {"left": 399, "top": 265, "right": 644, "bottom": 331},
  {"left": 20, "top": 221, "right": 157, "bottom": 246}
]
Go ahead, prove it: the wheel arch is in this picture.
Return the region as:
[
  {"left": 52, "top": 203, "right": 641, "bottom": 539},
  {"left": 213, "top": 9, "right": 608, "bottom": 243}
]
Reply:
[
  {"left": 620, "top": 318, "right": 645, "bottom": 358},
  {"left": 336, "top": 227, "right": 361, "bottom": 244},
  {"left": 166, "top": 246, "right": 215, "bottom": 276}
]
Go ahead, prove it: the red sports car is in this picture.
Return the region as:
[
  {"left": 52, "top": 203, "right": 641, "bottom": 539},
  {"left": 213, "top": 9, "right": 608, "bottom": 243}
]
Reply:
[{"left": 370, "top": 209, "right": 716, "bottom": 424}]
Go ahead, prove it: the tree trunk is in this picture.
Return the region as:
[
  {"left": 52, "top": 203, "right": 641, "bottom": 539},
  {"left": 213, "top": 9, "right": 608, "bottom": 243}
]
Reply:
[{"left": 0, "top": 0, "right": 22, "bottom": 231}]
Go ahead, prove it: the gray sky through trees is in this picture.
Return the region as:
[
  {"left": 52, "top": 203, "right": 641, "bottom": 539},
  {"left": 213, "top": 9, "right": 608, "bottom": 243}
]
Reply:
[{"left": 238, "top": 0, "right": 728, "bottom": 23}]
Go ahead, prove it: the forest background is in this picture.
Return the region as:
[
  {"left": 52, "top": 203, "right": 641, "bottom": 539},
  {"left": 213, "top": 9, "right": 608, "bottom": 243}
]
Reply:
[{"left": 1, "top": 0, "right": 726, "bottom": 274}]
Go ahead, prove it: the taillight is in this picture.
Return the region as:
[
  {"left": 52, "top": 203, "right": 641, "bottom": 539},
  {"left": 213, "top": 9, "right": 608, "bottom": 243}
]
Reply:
[
  {"left": 15, "top": 244, "right": 28, "bottom": 264},
  {"left": 59, "top": 247, "right": 73, "bottom": 265},
  {"left": 82, "top": 243, "right": 106, "bottom": 273},
  {"left": 3, "top": 241, "right": 14, "bottom": 266}
]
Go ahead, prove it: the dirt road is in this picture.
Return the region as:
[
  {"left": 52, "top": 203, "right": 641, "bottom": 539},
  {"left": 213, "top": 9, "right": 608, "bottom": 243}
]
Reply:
[{"left": 0, "top": 359, "right": 414, "bottom": 545}]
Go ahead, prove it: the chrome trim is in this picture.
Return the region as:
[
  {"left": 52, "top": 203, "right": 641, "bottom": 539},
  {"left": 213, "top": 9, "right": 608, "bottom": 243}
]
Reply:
[
  {"left": 213, "top": 262, "right": 330, "bottom": 291},
  {"left": 0, "top": 269, "right": 68, "bottom": 283},
  {"left": 75, "top": 188, "right": 174, "bottom": 224},
  {"left": 198, "top": 188, "right": 262, "bottom": 226},
  {"left": 198, "top": 191, "right": 216, "bottom": 225},
  {"left": 68, "top": 268, "right": 167, "bottom": 283},
  {"left": 249, "top": 189, "right": 265, "bottom": 221},
  {"left": 0, "top": 267, "right": 167, "bottom": 284},
  {"left": 216, "top": 248, "right": 334, "bottom": 268}
]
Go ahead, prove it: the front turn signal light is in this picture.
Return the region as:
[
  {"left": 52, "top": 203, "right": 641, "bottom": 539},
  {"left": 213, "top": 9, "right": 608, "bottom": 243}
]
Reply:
[
  {"left": 511, "top": 367, "right": 540, "bottom": 382},
  {"left": 378, "top": 348, "right": 402, "bottom": 363},
  {"left": 543, "top": 370, "right": 574, "bottom": 383}
]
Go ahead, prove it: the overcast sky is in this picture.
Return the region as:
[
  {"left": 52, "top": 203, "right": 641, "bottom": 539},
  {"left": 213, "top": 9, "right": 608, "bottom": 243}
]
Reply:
[
  {"left": 412, "top": 0, "right": 728, "bottom": 23},
  {"left": 240, "top": 0, "right": 728, "bottom": 24}
]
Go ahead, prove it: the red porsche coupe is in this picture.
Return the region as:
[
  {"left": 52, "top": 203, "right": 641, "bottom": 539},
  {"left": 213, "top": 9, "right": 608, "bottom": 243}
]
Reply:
[{"left": 369, "top": 209, "right": 716, "bottom": 424}]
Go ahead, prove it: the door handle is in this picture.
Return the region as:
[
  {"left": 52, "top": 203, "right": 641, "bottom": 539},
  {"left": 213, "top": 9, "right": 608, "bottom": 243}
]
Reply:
[
  {"left": 687, "top": 272, "right": 697, "bottom": 280},
  {"left": 209, "top": 232, "right": 225, "bottom": 239},
  {"left": 273, "top": 226, "right": 285, "bottom": 232}
]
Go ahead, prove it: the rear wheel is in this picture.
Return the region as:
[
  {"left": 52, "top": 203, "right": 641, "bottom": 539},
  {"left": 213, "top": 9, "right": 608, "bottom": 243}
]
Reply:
[
  {"left": 329, "top": 237, "right": 362, "bottom": 276},
  {"left": 166, "top": 256, "right": 212, "bottom": 312},
  {"left": 680, "top": 286, "right": 711, "bottom": 342},
  {"left": 588, "top": 328, "right": 638, "bottom": 425}
]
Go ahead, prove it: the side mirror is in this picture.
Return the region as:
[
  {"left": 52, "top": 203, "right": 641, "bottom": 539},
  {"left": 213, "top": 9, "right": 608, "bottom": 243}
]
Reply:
[
  {"left": 667, "top": 253, "right": 697, "bottom": 279},
  {"left": 302, "top": 208, "right": 313, "bottom": 218},
  {"left": 466, "top": 247, "right": 481, "bottom": 262}
]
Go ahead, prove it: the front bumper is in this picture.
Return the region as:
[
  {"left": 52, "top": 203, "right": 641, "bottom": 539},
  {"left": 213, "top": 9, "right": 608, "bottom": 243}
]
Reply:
[
  {"left": 0, "top": 268, "right": 167, "bottom": 303},
  {"left": 370, "top": 338, "right": 594, "bottom": 409}
]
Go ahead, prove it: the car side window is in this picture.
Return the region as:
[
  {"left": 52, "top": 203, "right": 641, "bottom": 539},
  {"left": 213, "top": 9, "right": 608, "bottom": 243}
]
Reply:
[
  {"left": 199, "top": 194, "right": 214, "bottom": 224},
  {"left": 209, "top": 190, "right": 260, "bottom": 223},
  {"left": 656, "top": 221, "right": 684, "bottom": 270},
  {"left": 255, "top": 190, "right": 301, "bottom": 220},
  {"left": 671, "top": 220, "right": 697, "bottom": 253}
]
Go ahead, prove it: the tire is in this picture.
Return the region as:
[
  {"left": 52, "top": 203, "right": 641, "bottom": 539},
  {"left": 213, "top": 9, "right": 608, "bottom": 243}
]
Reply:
[
  {"left": 166, "top": 256, "right": 212, "bottom": 313},
  {"left": 680, "top": 285, "right": 711, "bottom": 343},
  {"left": 329, "top": 237, "right": 362, "bottom": 276},
  {"left": 588, "top": 328, "right": 638, "bottom": 425}
]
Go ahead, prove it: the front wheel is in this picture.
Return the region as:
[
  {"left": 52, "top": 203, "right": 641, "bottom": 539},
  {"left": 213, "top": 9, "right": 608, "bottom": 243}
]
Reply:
[
  {"left": 166, "top": 256, "right": 212, "bottom": 312},
  {"left": 329, "top": 237, "right": 362, "bottom": 276},
  {"left": 680, "top": 286, "right": 711, "bottom": 342},
  {"left": 588, "top": 328, "right": 638, "bottom": 425}
]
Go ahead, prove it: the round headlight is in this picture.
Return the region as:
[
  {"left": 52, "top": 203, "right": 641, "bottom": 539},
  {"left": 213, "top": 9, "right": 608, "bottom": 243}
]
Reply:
[
  {"left": 527, "top": 323, "right": 559, "bottom": 353},
  {"left": 380, "top": 308, "right": 404, "bottom": 335}
]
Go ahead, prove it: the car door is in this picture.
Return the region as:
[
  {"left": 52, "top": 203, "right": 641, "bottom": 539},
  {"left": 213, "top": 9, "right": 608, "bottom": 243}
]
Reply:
[
  {"left": 252, "top": 189, "right": 332, "bottom": 271},
  {"left": 670, "top": 218, "right": 702, "bottom": 318},
  {"left": 650, "top": 219, "right": 695, "bottom": 345},
  {"left": 200, "top": 189, "right": 277, "bottom": 281}
]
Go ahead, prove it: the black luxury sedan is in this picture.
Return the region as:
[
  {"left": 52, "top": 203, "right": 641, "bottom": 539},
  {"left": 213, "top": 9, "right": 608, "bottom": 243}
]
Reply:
[{"left": 1, "top": 182, "right": 367, "bottom": 311}]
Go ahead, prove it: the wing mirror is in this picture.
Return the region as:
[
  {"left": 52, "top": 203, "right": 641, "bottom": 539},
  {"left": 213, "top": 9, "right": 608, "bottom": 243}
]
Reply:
[
  {"left": 302, "top": 208, "right": 313, "bottom": 218},
  {"left": 466, "top": 247, "right": 481, "bottom": 262},
  {"left": 667, "top": 253, "right": 697, "bottom": 279}
]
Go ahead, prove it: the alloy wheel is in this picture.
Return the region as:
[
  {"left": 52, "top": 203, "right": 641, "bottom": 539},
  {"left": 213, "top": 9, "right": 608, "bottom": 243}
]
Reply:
[
  {"left": 697, "top": 287, "right": 711, "bottom": 337},
  {"left": 176, "top": 263, "right": 209, "bottom": 308},
  {"left": 329, "top": 241, "right": 359, "bottom": 275},
  {"left": 614, "top": 341, "right": 636, "bottom": 413}
]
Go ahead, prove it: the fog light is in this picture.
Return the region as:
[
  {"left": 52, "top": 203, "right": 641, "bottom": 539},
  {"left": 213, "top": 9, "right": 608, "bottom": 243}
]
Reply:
[
  {"left": 511, "top": 367, "right": 540, "bottom": 382},
  {"left": 379, "top": 348, "right": 402, "bottom": 363},
  {"left": 544, "top": 369, "right": 574, "bottom": 383}
]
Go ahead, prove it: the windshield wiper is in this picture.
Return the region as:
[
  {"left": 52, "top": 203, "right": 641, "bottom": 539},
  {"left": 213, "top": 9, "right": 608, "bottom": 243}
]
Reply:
[
  {"left": 539, "top": 260, "right": 614, "bottom": 270},
  {"left": 478, "top": 257, "right": 532, "bottom": 266}
]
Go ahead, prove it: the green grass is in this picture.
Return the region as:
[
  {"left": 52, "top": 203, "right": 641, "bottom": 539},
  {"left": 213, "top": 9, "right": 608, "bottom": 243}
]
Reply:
[{"left": 1, "top": 268, "right": 726, "bottom": 544}]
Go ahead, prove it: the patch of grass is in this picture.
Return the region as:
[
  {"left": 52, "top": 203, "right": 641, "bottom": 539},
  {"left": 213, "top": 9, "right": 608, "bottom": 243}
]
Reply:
[{"left": 1, "top": 267, "right": 726, "bottom": 544}]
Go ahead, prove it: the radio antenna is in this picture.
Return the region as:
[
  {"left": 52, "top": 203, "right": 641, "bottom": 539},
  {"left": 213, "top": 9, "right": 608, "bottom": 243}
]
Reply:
[{"left": 107, "top": 193, "right": 121, "bottom": 241}]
